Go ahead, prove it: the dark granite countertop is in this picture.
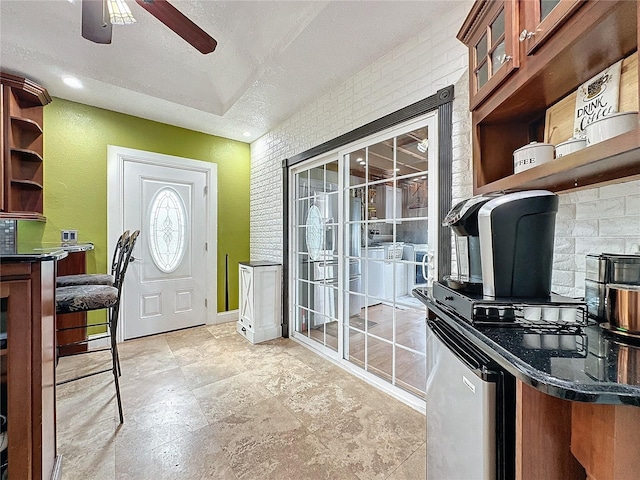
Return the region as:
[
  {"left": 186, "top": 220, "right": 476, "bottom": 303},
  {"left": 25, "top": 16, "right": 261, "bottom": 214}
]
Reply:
[
  {"left": 54, "top": 242, "right": 94, "bottom": 252},
  {"left": 1, "top": 243, "right": 68, "bottom": 262},
  {"left": 413, "top": 287, "right": 640, "bottom": 406},
  {"left": 240, "top": 261, "right": 281, "bottom": 267}
]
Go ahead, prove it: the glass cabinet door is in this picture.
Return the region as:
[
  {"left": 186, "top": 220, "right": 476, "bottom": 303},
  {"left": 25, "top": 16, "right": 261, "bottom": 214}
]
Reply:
[
  {"left": 521, "top": 0, "right": 583, "bottom": 54},
  {"left": 463, "top": 0, "right": 520, "bottom": 109}
]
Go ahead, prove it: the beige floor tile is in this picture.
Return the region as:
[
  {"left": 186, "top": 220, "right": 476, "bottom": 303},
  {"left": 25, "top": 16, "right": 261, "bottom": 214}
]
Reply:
[
  {"left": 192, "top": 370, "right": 274, "bottom": 423},
  {"left": 57, "top": 374, "right": 121, "bottom": 435},
  {"left": 115, "top": 424, "right": 237, "bottom": 480},
  {"left": 114, "top": 388, "right": 208, "bottom": 456},
  {"left": 179, "top": 356, "right": 242, "bottom": 390},
  {"left": 59, "top": 415, "right": 118, "bottom": 480},
  {"left": 57, "top": 322, "right": 427, "bottom": 480},
  {"left": 386, "top": 443, "right": 427, "bottom": 480},
  {"left": 119, "top": 366, "right": 188, "bottom": 412}
]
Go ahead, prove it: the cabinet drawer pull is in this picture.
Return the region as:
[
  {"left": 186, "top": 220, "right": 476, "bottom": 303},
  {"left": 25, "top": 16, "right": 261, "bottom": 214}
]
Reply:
[
  {"left": 519, "top": 29, "right": 535, "bottom": 42},
  {"left": 241, "top": 327, "right": 246, "bottom": 332}
]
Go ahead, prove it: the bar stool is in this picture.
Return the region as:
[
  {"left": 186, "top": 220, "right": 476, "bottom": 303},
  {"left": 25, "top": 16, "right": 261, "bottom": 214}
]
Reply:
[
  {"left": 56, "top": 230, "right": 130, "bottom": 287},
  {"left": 55, "top": 230, "right": 139, "bottom": 424}
]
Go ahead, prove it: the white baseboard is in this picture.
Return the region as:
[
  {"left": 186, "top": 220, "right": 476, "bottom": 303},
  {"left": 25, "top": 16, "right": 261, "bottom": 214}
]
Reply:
[
  {"left": 88, "top": 333, "right": 110, "bottom": 349},
  {"left": 212, "top": 309, "right": 239, "bottom": 325}
]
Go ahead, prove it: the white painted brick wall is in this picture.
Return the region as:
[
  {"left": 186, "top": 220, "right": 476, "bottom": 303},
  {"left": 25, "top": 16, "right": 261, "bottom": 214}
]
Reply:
[
  {"left": 250, "top": 1, "right": 639, "bottom": 302},
  {"left": 251, "top": 0, "right": 473, "bottom": 263},
  {"left": 553, "top": 179, "right": 640, "bottom": 297}
]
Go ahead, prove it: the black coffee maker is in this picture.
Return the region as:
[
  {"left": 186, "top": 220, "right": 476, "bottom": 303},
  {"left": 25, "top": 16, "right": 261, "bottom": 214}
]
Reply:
[
  {"left": 442, "top": 193, "right": 499, "bottom": 291},
  {"left": 444, "top": 190, "right": 559, "bottom": 299}
]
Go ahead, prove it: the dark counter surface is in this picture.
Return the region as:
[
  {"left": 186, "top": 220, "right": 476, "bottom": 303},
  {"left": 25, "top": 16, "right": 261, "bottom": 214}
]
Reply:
[
  {"left": 240, "top": 261, "right": 281, "bottom": 267},
  {"left": 1, "top": 243, "right": 68, "bottom": 262},
  {"left": 413, "top": 287, "right": 640, "bottom": 406}
]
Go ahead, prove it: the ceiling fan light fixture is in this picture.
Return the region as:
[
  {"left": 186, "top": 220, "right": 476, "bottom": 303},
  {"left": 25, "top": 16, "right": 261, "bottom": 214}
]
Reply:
[{"left": 107, "top": 0, "right": 137, "bottom": 25}]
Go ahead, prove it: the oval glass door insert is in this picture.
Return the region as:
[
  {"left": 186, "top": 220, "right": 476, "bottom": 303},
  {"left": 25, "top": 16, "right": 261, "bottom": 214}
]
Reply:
[
  {"left": 305, "top": 204, "right": 324, "bottom": 260},
  {"left": 148, "top": 186, "right": 187, "bottom": 273}
]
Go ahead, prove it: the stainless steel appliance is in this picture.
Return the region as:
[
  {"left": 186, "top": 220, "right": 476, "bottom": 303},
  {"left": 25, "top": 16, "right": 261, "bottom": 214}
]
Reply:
[
  {"left": 585, "top": 253, "right": 640, "bottom": 322},
  {"left": 425, "top": 189, "right": 574, "bottom": 479},
  {"left": 442, "top": 194, "right": 498, "bottom": 291},
  {"left": 426, "top": 315, "right": 515, "bottom": 480},
  {"left": 427, "top": 281, "right": 587, "bottom": 480}
]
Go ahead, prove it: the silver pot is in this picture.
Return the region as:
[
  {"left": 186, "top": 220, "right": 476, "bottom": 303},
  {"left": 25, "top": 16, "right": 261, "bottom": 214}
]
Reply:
[{"left": 606, "top": 284, "right": 640, "bottom": 333}]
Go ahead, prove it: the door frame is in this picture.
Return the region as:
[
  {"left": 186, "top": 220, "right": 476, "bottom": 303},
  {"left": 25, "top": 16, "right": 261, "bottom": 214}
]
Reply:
[{"left": 107, "top": 145, "right": 217, "bottom": 342}]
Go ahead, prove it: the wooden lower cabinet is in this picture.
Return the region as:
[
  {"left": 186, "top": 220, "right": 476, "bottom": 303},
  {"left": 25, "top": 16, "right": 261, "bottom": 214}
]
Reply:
[
  {"left": 1, "top": 260, "right": 60, "bottom": 479},
  {"left": 56, "top": 251, "right": 88, "bottom": 355},
  {"left": 516, "top": 381, "right": 585, "bottom": 480},
  {"left": 516, "top": 380, "right": 640, "bottom": 480},
  {"left": 571, "top": 402, "right": 640, "bottom": 480}
]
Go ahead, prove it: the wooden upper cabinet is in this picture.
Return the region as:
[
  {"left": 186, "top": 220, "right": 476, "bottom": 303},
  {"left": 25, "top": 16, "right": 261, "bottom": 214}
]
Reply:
[
  {"left": 458, "top": 0, "right": 640, "bottom": 194},
  {"left": 520, "top": 0, "right": 584, "bottom": 55},
  {"left": 458, "top": 0, "right": 521, "bottom": 110}
]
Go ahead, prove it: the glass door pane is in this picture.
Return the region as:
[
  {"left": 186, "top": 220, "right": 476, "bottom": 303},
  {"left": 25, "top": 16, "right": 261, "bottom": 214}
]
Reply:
[
  {"left": 540, "top": 0, "right": 560, "bottom": 21},
  {"left": 291, "top": 159, "right": 341, "bottom": 355},
  {"left": 341, "top": 114, "right": 437, "bottom": 400}
]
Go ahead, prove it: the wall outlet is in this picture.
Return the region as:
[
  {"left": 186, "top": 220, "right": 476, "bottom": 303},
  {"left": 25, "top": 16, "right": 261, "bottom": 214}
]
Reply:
[{"left": 61, "top": 230, "right": 78, "bottom": 244}]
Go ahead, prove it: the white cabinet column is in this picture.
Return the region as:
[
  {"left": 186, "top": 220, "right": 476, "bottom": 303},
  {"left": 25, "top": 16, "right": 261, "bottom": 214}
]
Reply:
[{"left": 237, "top": 261, "right": 282, "bottom": 344}]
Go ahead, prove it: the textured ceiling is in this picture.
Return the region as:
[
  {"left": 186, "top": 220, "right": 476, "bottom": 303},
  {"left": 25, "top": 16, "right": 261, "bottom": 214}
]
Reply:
[{"left": 0, "top": 0, "right": 450, "bottom": 142}]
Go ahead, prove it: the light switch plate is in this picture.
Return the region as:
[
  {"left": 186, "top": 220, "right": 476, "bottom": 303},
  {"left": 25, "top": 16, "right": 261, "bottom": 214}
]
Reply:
[{"left": 61, "top": 230, "right": 78, "bottom": 244}]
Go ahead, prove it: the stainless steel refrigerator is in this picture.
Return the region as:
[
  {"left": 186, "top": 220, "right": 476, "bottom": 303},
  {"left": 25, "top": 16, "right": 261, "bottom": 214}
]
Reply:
[{"left": 426, "top": 318, "right": 515, "bottom": 479}]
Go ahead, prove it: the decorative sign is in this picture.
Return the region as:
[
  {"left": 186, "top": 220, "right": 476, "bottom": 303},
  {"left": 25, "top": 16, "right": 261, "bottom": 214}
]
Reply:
[{"left": 573, "top": 60, "right": 623, "bottom": 137}]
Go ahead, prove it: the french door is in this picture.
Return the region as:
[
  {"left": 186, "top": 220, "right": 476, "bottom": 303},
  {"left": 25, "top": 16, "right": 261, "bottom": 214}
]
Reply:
[{"left": 288, "top": 112, "right": 439, "bottom": 400}]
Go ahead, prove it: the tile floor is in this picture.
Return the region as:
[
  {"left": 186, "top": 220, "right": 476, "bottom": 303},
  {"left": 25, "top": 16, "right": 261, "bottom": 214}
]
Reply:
[{"left": 56, "top": 321, "right": 426, "bottom": 480}]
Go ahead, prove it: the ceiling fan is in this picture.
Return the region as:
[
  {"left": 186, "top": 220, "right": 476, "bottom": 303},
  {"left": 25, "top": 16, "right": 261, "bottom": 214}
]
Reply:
[{"left": 81, "top": 0, "right": 217, "bottom": 54}]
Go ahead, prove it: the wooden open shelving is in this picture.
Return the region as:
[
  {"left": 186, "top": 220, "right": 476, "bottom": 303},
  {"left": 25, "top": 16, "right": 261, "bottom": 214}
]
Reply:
[{"left": 1, "top": 71, "right": 51, "bottom": 219}]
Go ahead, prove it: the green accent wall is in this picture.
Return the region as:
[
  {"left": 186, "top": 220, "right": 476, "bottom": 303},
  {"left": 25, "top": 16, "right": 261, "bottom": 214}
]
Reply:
[{"left": 20, "top": 98, "right": 250, "bottom": 331}]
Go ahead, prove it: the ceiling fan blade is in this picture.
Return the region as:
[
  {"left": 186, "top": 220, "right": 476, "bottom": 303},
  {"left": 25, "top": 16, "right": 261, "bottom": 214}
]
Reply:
[
  {"left": 135, "top": 0, "right": 217, "bottom": 54},
  {"left": 82, "top": 0, "right": 113, "bottom": 44}
]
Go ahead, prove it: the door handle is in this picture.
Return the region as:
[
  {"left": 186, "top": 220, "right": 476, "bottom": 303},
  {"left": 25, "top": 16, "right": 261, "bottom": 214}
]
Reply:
[{"left": 421, "top": 254, "right": 429, "bottom": 283}]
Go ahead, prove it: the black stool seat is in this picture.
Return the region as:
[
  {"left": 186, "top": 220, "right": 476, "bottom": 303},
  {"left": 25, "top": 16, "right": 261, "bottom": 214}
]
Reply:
[
  {"left": 56, "top": 284, "right": 118, "bottom": 314},
  {"left": 57, "top": 273, "right": 115, "bottom": 287}
]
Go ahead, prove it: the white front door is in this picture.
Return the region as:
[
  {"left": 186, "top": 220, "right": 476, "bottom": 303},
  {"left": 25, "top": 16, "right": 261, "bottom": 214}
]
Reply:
[{"left": 108, "top": 146, "right": 217, "bottom": 340}]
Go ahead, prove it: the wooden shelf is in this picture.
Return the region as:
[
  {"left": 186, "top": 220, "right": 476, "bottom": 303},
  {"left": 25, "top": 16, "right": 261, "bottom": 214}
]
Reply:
[
  {"left": 0, "top": 211, "right": 45, "bottom": 221},
  {"left": 10, "top": 148, "right": 43, "bottom": 162},
  {"left": 10, "top": 115, "right": 43, "bottom": 134},
  {"left": 11, "top": 179, "right": 43, "bottom": 189},
  {"left": 475, "top": 128, "right": 640, "bottom": 193}
]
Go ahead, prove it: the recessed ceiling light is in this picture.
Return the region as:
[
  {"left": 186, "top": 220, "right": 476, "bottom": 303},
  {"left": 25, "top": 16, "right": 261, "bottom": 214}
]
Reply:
[
  {"left": 242, "top": 131, "right": 251, "bottom": 137},
  {"left": 356, "top": 157, "right": 363, "bottom": 162},
  {"left": 62, "top": 76, "right": 83, "bottom": 89}
]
